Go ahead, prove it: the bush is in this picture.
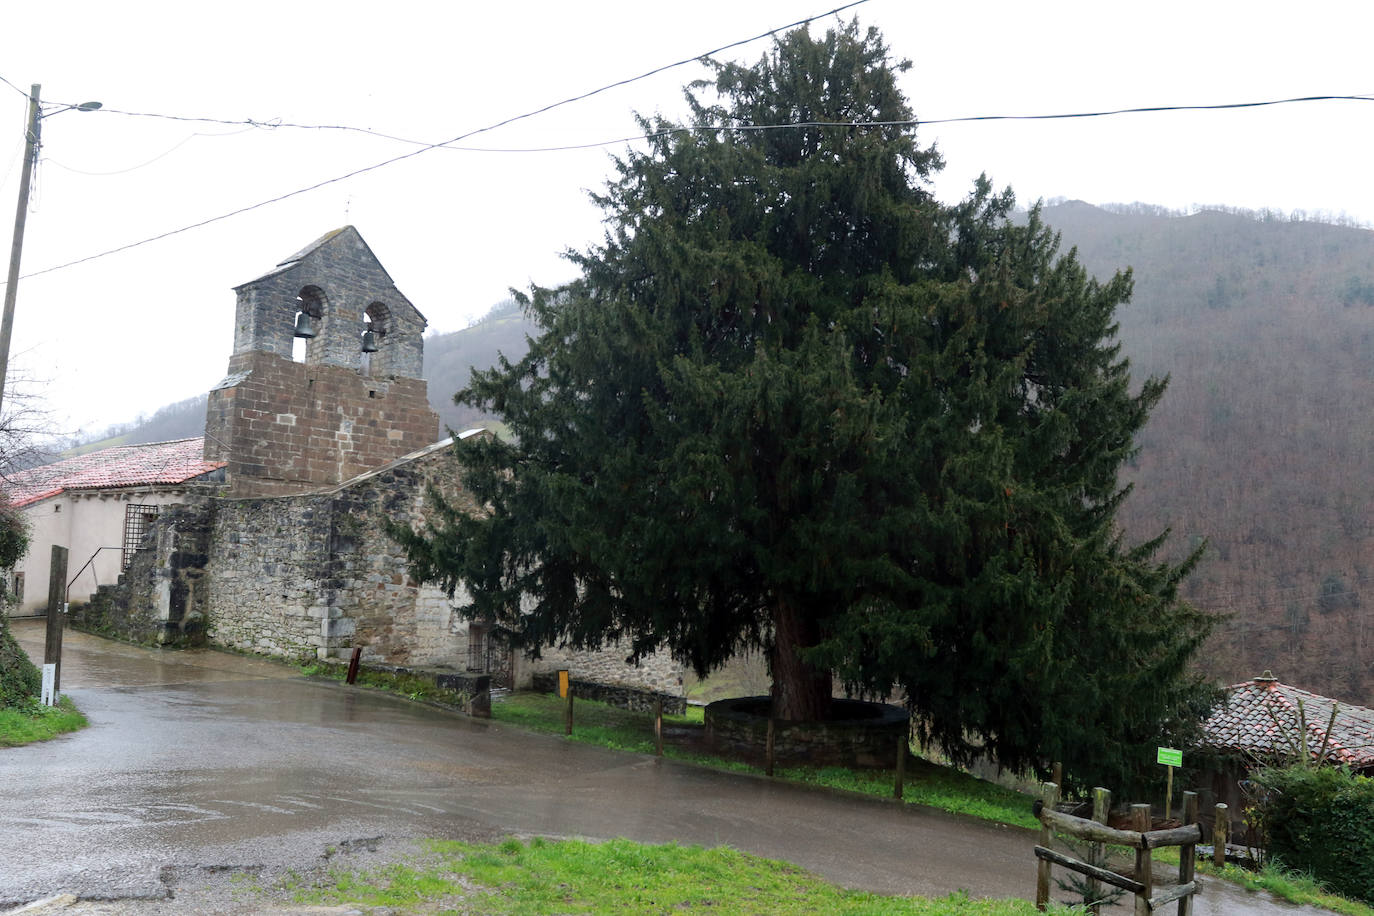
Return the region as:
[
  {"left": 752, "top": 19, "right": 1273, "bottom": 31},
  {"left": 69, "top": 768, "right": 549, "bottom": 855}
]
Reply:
[
  {"left": 1255, "top": 764, "right": 1374, "bottom": 903},
  {"left": 0, "top": 613, "right": 40, "bottom": 709}
]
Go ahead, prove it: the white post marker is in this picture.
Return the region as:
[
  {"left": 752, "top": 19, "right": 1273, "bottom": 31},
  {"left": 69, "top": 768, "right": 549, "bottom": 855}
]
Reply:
[
  {"left": 41, "top": 663, "right": 56, "bottom": 707},
  {"left": 1158, "top": 746, "right": 1183, "bottom": 820}
]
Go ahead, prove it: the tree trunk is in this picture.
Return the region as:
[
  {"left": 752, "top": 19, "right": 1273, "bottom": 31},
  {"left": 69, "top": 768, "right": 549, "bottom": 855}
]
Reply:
[{"left": 769, "top": 596, "right": 832, "bottom": 722}]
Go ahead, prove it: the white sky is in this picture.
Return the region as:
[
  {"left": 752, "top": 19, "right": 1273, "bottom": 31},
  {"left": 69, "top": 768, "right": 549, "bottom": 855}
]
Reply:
[{"left": 4, "top": 0, "right": 1374, "bottom": 438}]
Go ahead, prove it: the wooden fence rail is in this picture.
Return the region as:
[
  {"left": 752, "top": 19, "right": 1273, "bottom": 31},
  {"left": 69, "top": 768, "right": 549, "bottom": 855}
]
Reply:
[{"left": 1034, "top": 782, "right": 1202, "bottom": 915}]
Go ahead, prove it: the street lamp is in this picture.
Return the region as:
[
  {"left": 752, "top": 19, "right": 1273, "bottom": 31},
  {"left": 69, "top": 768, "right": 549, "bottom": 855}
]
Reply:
[{"left": 0, "top": 84, "right": 101, "bottom": 422}]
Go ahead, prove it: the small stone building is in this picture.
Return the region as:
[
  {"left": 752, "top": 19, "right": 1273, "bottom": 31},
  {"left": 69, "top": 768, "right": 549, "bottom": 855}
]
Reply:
[{"left": 57, "top": 227, "right": 684, "bottom": 702}]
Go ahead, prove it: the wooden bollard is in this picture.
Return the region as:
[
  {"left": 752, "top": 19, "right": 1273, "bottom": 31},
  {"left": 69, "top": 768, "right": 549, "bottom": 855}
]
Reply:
[
  {"left": 345, "top": 646, "right": 362, "bottom": 685},
  {"left": 654, "top": 698, "right": 663, "bottom": 757},
  {"left": 1088, "top": 787, "right": 1111, "bottom": 915},
  {"left": 893, "top": 733, "right": 906, "bottom": 799},
  {"left": 765, "top": 717, "right": 776, "bottom": 777},
  {"left": 565, "top": 685, "right": 574, "bottom": 735},
  {"left": 1132, "top": 804, "right": 1152, "bottom": 916},
  {"left": 1213, "top": 803, "right": 1229, "bottom": 867},
  {"left": 1180, "top": 791, "right": 1199, "bottom": 916},
  {"left": 1035, "top": 781, "right": 1059, "bottom": 911}
]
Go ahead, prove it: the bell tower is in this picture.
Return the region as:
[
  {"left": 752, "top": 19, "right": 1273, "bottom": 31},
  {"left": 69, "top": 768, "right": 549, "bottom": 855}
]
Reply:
[{"left": 204, "top": 227, "right": 441, "bottom": 496}]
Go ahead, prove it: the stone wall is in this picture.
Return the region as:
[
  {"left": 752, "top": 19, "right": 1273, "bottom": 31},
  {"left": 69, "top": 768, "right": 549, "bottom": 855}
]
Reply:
[
  {"left": 531, "top": 671, "right": 687, "bottom": 715},
  {"left": 529, "top": 642, "right": 685, "bottom": 699},
  {"left": 70, "top": 437, "right": 687, "bottom": 700},
  {"left": 205, "top": 441, "right": 476, "bottom": 663},
  {"left": 71, "top": 500, "right": 214, "bottom": 648},
  {"left": 704, "top": 697, "right": 911, "bottom": 769},
  {"left": 204, "top": 352, "right": 439, "bottom": 498}
]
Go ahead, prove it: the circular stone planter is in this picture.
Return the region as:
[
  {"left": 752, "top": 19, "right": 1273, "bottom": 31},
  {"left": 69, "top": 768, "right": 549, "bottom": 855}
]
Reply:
[{"left": 704, "top": 696, "right": 910, "bottom": 769}]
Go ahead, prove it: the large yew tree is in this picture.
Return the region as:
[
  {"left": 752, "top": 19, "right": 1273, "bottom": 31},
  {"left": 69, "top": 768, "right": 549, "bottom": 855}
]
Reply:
[{"left": 400, "top": 22, "right": 1216, "bottom": 789}]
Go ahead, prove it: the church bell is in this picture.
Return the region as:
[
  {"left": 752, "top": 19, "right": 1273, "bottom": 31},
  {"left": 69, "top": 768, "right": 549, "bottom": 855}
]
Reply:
[{"left": 293, "top": 312, "right": 317, "bottom": 339}]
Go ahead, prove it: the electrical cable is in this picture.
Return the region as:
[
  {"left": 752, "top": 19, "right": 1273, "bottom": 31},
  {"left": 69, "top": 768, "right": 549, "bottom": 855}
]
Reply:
[
  {"left": 34, "top": 0, "right": 873, "bottom": 148},
  {"left": 0, "top": 74, "right": 29, "bottom": 100},
  {"left": 4, "top": 0, "right": 874, "bottom": 283},
  {"left": 43, "top": 124, "right": 258, "bottom": 176}
]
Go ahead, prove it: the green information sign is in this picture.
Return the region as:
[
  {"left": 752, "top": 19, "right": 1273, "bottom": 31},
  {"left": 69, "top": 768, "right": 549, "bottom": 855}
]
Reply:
[{"left": 1157, "top": 747, "right": 1183, "bottom": 767}]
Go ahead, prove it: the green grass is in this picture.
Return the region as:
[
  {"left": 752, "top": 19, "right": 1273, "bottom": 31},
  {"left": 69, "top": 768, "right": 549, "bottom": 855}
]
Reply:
[
  {"left": 1200, "top": 861, "right": 1374, "bottom": 916},
  {"left": 300, "top": 661, "right": 472, "bottom": 709},
  {"left": 0, "top": 696, "right": 87, "bottom": 747},
  {"left": 286, "top": 835, "right": 1062, "bottom": 915},
  {"left": 493, "top": 692, "right": 1037, "bottom": 829}
]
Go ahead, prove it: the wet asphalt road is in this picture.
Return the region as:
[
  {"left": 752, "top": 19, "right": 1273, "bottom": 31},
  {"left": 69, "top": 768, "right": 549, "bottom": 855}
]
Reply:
[{"left": 2, "top": 619, "right": 1333, "bottom": 914}]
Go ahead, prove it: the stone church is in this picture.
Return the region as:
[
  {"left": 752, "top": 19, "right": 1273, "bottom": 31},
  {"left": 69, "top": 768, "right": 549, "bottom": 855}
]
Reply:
[{"left": 60, "top": 228, "right": 683, "bottom": 701}]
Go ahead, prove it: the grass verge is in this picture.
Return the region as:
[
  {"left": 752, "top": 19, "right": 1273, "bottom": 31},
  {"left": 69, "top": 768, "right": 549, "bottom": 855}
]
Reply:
[
  {"left": 286, "top": 835, "right": 1062, "bottom": 915},
  {"left": 493, "top": 692, "right": 1037, "bottom": 830},
  {"left": 0, "top": 695, "right": 87, "bottom": 747},
  {"left": 1199, "top": 861, "right": 1374, "bottom": 916},
  {"left": 300, "top": 661, "right": 471, "bottom": 709}
]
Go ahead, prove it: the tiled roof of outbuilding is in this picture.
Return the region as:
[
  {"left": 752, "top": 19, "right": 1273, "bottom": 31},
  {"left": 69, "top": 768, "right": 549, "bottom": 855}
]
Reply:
[
  {"left": 1200, "top": 672, "right": 1374, "bottom": 769},
  {"left": 3, "top": 437, "right": 224, "bottom": 507}
]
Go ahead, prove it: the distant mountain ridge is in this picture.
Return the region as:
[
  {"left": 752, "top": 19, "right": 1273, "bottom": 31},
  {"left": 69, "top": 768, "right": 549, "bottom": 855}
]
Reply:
[{"left": 60, "top": 206, "right": 1374, "bottom": 704}]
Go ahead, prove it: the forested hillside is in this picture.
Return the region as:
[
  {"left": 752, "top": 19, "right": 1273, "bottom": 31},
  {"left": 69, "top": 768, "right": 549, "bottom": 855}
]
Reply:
[
  {"left": 1045, "top": 201, "right": 1374, "bottom": 705},
  {"left": 424, "top": 298, "right": 531, "bottom": 432}
]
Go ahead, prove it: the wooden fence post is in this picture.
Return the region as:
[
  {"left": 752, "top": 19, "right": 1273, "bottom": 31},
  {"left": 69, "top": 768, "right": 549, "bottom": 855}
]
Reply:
[
  {"left": 893, "top": 733, "right": 906, "bottom": 799},
  {"left": 654, "top": 698, "right": 663, "bottom": 757},
  {"left": 1178, "top": 792, "right": 1198, "bottom": 916},
  {"left": 565, "top": 684, "right": 574, "bottom": 736},
  {"left": 1213, "top": 803, "right": 1228, "bottom": 867},
  {"left": 1035, "top": 781, "right": 1059, "bottom": 910},
  {"left": 1132, "top": 804, "right": 1152, "bottom": 916},
  {"left": 44, "top": 545, "right": 68, "bottom": 695},
  {"left": 1087, "top": 787, "right": 1111, "bottom": 914},
  {"left": 765, "top": 717, "right": 776, "bottom": 777}
]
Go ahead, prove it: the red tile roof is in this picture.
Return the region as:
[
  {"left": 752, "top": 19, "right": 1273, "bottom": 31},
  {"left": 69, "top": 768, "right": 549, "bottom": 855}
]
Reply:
[
  {"left": 3, "top": 437, "right": 224, "bottom": 508},
  {"left": 1201, "top": 673, "right": 1374, "bottom": 769}
]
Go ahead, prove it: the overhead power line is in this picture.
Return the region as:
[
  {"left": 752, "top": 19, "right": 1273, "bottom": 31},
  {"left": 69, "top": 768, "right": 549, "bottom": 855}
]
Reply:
[
  {"left": 35, "top": 0, "right": 876, "bottom": 151},
  {"left": 4, "top": 0, "right": 874, "bottom": 283},
  {"left": 21, "top": 90, "right": 1374, "bottom": 281}
]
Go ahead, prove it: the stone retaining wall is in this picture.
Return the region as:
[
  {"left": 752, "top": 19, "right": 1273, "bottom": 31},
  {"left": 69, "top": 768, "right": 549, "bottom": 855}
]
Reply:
[
  {"left": 528, "top": 641, "right": 685, "bottom": 699},
  {"left": 532, "top": 671, "right": 687, "bottom": 715},
  {"left": 704, "top": 697, "right": 910, "bottom": 768}
]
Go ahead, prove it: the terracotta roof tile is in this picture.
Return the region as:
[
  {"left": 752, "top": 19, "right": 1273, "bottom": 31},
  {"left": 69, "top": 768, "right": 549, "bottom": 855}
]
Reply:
[
  {"left": 1201, "top": 675, "right": 1374, "bottom": 768},
  {"left": 3, "top": 437, "right": 224, "bottom": 508}
]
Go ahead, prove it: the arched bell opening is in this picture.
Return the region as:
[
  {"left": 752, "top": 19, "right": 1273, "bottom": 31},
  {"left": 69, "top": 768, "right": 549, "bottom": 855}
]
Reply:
[
  {"left": 362, "top": 301, "right": 392, "bottom": 376},
  {"left": 292, "top": 285, "right": 328, "bottom": 364}
]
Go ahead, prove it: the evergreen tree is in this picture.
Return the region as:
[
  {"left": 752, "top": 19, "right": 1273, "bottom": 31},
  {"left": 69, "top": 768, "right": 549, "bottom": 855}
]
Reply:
[{"left": 398, "top": 22, "right": 1216, "bottom": 789}]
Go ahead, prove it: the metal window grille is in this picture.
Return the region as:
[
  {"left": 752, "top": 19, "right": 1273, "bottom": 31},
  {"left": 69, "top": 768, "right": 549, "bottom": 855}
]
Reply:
[
  {"left": 467, "top": 623, "right": 489, "bottom": 672},
  {"left": 122, "top": 504, "right": 160, "bottom": 570}
]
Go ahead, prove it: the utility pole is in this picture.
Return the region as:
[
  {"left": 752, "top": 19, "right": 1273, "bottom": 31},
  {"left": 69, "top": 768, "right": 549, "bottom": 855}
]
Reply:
[{"left": 0, "top": 83, "right": 42, "bottom": 422}]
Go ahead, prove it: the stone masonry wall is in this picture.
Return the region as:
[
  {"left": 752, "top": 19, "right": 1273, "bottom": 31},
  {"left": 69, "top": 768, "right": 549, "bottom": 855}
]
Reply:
[
  {"left": 528, "top": 642, "right": 685, "bottom": 699},
  {"left": 229, "top": 226, "right": 426, "bottom": 376},
  {"left": 205, "top": 351, "right": 439, "bottom": 498},
  {"left": 204, "top": 442, "right": 477, "bottom": 663},
  {"left": 204, "top": 492, "right": 338, "bottom": 659},
  {"left": 72, "top": 436, "right": 687, "bottom": 699},
  {"left": 70, "top": 500, "right": 214, "bottom": 648}
]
